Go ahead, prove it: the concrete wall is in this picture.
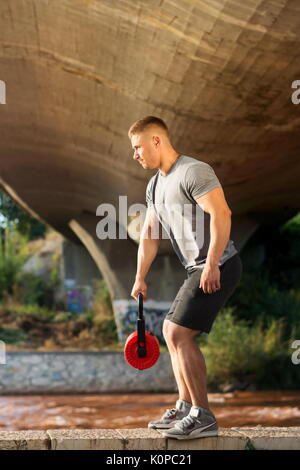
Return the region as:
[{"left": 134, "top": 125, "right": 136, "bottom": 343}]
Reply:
[{"left": 0, "top": 351, "right": 177, "bottom": 394}]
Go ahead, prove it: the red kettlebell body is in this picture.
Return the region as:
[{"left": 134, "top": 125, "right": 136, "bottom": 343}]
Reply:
[
  {"left": 124, "top": 330, "right": 160, "bottom": 370},
  {"left": 124, "top": 292, "right": 160, "bottom": 370}
]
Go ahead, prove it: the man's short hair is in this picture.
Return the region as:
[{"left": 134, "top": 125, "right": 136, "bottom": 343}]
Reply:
[{"left": 128, "top": 116, "right": 169, "bottom": 139}]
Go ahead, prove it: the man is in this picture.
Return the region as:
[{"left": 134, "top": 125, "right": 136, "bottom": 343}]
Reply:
[{"left": 129, "top": 116, "right": 242, "bottom": 440}]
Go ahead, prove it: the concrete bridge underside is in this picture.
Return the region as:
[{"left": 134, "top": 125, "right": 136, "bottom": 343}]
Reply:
[{"left": 1, "top": 1, "right": 300, "bottom": 335}]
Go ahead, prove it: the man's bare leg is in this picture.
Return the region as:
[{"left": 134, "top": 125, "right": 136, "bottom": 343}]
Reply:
[
  {"left": 162, "top": 319, "right": 192, "bottom": 403},
  {"left": 166, "top": 321, "right": 210, "bottom": 410}
]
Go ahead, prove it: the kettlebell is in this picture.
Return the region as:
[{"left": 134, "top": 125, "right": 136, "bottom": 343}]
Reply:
[{"left": 124, "top": 292, "right": 160, "bottom": 370}]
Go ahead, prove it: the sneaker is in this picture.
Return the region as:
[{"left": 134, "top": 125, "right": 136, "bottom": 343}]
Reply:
[
  {"left": 148, "top": 399, "right": 192, "bottom": 429},
  {"left": 162, "top": 405, "right": 219, "bottom": 439}
]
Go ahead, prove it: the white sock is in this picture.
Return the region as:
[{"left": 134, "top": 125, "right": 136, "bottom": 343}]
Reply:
[{"left": 177, "top": 399, "right": 192, "bottom": 409}]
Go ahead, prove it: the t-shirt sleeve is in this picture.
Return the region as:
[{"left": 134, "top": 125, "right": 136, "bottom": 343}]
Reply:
[
  {"left": 184, "top": 163, "right": 222, "bottom": 200},
  {"left": 146, "top": 178, "right": 154, "bottom": 208}
]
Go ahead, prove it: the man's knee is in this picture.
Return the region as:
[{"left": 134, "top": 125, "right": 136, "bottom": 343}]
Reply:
[{"left": 166, "top": 322, "right": 199, "bottom": 348}]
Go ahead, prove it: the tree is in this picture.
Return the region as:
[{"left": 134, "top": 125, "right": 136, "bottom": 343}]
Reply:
[{"left": 0, "top": 190, "right": 47, "bottom": 241}]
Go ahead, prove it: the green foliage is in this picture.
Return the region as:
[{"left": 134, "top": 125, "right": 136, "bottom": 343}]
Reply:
[
  {"left": 0, "top": 326, "right": 29, "bottom": 344},
  {"left": 198, "top": 308, "right": 294, "bottom": 389},
  {"left": 49, "top": 253, "right": 61, "bottom": 288},
  {"left": 52, "top": 312, "right": 74, "bottom": 323},
  {"left": 79, "top": 309, "right": 95, "bottom": 326},
  {"left": 226, "top": 270, "right": 300, "bottom": 341},
  {"left": 198, "top": 308, "right": 265, "bottom": 385},
  {"left": 249, "top": 212, "right": 300, "bottom": 291},
  {"left": 87, "top": 280, "right": 118, "bottom": 341},
  {"left": 0, "top": 191, "right": 47, "bottom": 240},
  {"left": 0, "top": 222, "right": 30, "bottom": 300},
  {"left": 14, "top": 272, "right": 49, "bottom": 306},
  {"left": 96, "top": 317, "right": 118, "bottom": 341},
  {"left": 281, "top": 212, "right": 300, "bottom": 236},
  {"left": 10, "top": 302, "right": 56, "bottom": 322},
  {"left": 255, "top": 351, "right": 300, "bottom": 390},
  {"left": 93, "top": 279, "right": 113, "bottom": 306},
  {"left": 0, "top": 221, "right": 59, "bottom": 308},
  {"left": 245, "top": 441, "right": 256, "bottom": 450}
]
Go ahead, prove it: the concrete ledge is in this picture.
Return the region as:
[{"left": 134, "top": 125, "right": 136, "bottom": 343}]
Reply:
[
  {"left": 47, "top": 429, "right": 124, "bottom": 450},
  {"left": 0, "top": 431, "right": 50, "bottom": 450},
  {"left": 231, "top": 426, "right": 300, "bottom": 451},
  {"left": 0, "top": 428, "right": 299, "bottom": 450}
]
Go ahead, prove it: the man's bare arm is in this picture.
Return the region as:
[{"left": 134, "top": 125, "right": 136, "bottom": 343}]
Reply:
[
  {"left": 195, "top": 186, "right": 232, "bottom": 267},
  {"left": 194, "top": 187, "right": 232, "bottom": 293},
  {"left": 135, "top": 207, "right": 161, "bottom": 281}
]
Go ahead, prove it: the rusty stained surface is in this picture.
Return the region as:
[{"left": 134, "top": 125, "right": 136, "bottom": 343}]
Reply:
[{"left": 0, "top": 391, "right": 300, "bottom": 430}]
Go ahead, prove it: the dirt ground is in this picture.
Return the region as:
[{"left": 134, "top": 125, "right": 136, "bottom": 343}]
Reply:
[{"left": 0, "top": 308, "right": 123, "bottom": 351}]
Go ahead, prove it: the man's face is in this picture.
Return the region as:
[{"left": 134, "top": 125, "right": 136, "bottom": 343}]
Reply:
[{"left": 131, "top": 131, "right": 159, "bottom": 169}]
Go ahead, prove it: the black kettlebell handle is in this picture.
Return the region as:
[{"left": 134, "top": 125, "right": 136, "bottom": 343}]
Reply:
[
  {"left": 138, "top": 292, "right": 144, "bottom": 320},
  {"left": 137, "top": 292, "right": 146, "bottom": 358}
]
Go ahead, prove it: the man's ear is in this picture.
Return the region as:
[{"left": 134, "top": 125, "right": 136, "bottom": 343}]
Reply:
[{"left": 153, "top": 135, "right": 160, "bottom": 147}]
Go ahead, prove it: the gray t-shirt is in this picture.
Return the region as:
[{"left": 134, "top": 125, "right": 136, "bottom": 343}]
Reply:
[{"left": 146, "top": 154, "right": 238, "bottom": 272}]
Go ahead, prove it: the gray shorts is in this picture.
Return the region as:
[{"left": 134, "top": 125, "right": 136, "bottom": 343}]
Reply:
[{"left": 165, "top": 253, "right": 243, "bottom": 334}]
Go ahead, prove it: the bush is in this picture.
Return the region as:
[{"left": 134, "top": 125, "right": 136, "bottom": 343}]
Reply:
[
  {"left": 52, "top": 312, "right": 74, "bottom": 323},
  {"left": 255, "top": 352, "right": 300, "bottom": 390},
  {"left": 197, "top": 307, "right": 291, "bottom": 389},
  {"left": 95, "top": 317, "right": 118, "bottom": 342},
  {"left": 224, "top": 269, "right": 300, "bottom": 342},
  {"left": 8, "top": 302, "right": 56, "bottom": 322},
  {"left": 0, "top": 192, "right": 47, "bottom": 241},
  {"left": 0, "top": 326, "right": 29, "bottom": 345},
  {"left": 266, "top": 213, "right": 300, "bottom": 290},
  {"left": 89, "top": 279, "right": 117, "bottom": 341},
  {"left": 0, "top": 224, "right": 30, "bottom": 300},
  {"left": 0, "top": 224, "right": 60, "bottom": 309},
  {"left": 13, "top": 272, "right": 50, "bottom": 306}
]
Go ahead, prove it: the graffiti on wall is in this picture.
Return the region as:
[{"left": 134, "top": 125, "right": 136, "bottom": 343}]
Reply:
[
  {"left": 113, "top": 298, "right": 172, "bottom": 343},
  {"left": 65, "top": 284, "right": 93, "bottom": 314}
]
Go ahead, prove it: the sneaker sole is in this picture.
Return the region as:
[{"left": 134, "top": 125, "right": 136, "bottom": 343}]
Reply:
[
  {"left": 148, "top": 421, "right": 181, "bottom": 429},
  {"left": 162, "top": 424, "right": 219, "bottom": 440},
  {"left": 163, "top": 429, "right": 219, "bottom": 439}
]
